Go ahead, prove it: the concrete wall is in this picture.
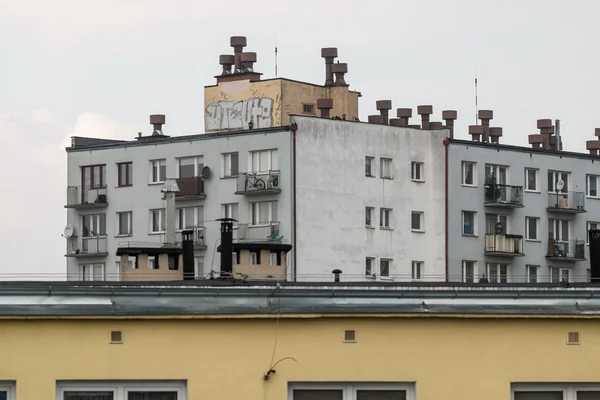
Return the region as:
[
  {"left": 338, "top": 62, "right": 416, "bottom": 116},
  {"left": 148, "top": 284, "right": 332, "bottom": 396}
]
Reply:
[
  {"left": 292, "top": 116, "right": 447, "bottom": 282},
  {"left": 65, "top": 130, "right": 293, "bottom": 280},
  {"left": 234, "top": 249, "right": 287, "bottom": 280},
  {"left": 120, "top": 254, "right": 184, "bottom": 281},
  {"left": 3, "top": 316, "right": 600, "bottom": 399},
  {"left": 448, "top": 141, "right": 599, "bottom": 282}
]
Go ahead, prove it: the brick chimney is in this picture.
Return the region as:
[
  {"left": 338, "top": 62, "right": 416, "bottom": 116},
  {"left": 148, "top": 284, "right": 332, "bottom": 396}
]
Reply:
[
  {"left": 417, "top": 105, "right": 433, "bottom": 130},
  {"left": 478, "top": 110, "right": 493, "bottom": 142},
  {"left": 376, "top": 100, "right": 392, "bottom": 125},
  {"left": 442, "top": 110, "right": 457, "bottom": 139},
  {"left": 216, "top": 36, "right": 262, "bottom": 83},
  {"left": 586, "top": 128, "right": 600, "bottom": 155},
  {"left": 317, "top": 98, "right": 334, "bottom": 118},
  {"left": 321, "top": 48, "right": 338, "bottom": 87},
  {"left": 332, "top": 62, "right": 348, "bottom": 86},
  {"left": 469, "top": 125, "right": 483, "bottom": 141}
]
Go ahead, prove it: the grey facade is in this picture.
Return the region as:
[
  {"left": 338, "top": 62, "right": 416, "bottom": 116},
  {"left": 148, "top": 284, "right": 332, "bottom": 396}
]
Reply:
[{"left": 448, "top": 139, "right": 600, "bottom": 283}]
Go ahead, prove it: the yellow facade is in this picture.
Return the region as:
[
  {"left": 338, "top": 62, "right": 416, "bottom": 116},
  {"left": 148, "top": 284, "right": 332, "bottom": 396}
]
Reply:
[{"left": 3, "top": 315, "right": 600, "bottom": 399}]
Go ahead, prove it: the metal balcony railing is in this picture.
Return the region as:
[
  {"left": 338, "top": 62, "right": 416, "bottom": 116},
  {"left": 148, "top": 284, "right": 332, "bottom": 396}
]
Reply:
[
  {"left": 236, "top": 221, "right": 282, "bottom": 242},
  {"left": 175, "top": 226, "right": 207, "bottom": 248},
  {"left": 175, "top": 177, "right": 205, "bottom": 198},
  {"left": 66, "top": 186, "right": 108, "bottom": 208},
  {"left": 484, "top": 183, "right": 524, "bottom": 206},
  {"left": 236, "top": 170, "right": 280, "bottom": 194},
  {"left": 546, "top": 238, "right": 586, "bottom": 260},
  {"left": 67, "top": 236, "right": 108, "bottom": 256},
  {"left": 484, "top": 234, "right": 524, "bottom": 255},
  {"left": 547, "top": 191, "right": 585, "bottom": 212}
]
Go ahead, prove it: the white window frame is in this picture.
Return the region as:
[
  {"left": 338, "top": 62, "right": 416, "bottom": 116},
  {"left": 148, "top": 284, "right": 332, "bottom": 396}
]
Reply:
[
  {"left": 288, "top": 382, "right": 415, "bottom": 400},
  {"left": 82, "top": 213, "right": 107, "bottom": 238},
  {"left": 150, "top": 208, "right": 166, "bottom": 233},
  {"left": 270, "top": 252, "right": 279, "bottom": 266},
  {"left": 249, "top": 201, "right": 277, "bottom": 226},
  {"left": 116, "top": 211, "right": 132, "bottom": 236},
  {"left": 411, "top": 161, "right": 424, "bottom": 182},
  {"left": 524, "top": 168, "right": 539, "bottom": 192},
  {"left": 526, "top": 265, "right": 539, "bottom": 283},
  {"left": 461, "top": 161, "right": 477, "bottom": 186},
  {"left": 487, "top": 263, "right": 509, "bottom": 283},
  {"left": 0, "top": 381, "right": 15, "bottom": 400},
  {"left": 222, "top": 152, "right": 239, "bottom": 177},
  {"left": 411, "top": 211, "right": 424, "bottom": 232},
  {"left": 588, "top": 221, "right": 599, "bottom": 244},
  {"left": 249, "top": 251, "right": 259, "bottom": 265},
  {"left": 525, "top": 216, "right": 539, "bottom": 241},
  {"left": 380, "top": 258, "right": 392, "bottom": 278},
  {"left": 149, "top": 159, "right": 166, "bottom": 183},
  {"left": 548, "top": 170, "right": 570, "bottom": 193},
  {"left": 222, "top": 203, "right": 239, "bottom": 228},
  {"left": 511, "top": 383, "right": 600, "bottom": 399},
  {"left": 380, "top": 208, "right": 392, "bottom": 229},
  {"left": 78, "top": 263, "right": 105, "bottom": 281},
  {"left": 462, "top": 260, "right": 476, "bottom": 283},
  {"left": 365, "top": 257, "right": 375, "bottom": 277},
  {"left": 177, "top": 206, "right": 204, "bottom": 231},
  {"left": 365, "top": 156, "right": 375, "bottom": 177},
  {"left": 587, "top": 174, "right": 599, "bottom": 198},
  {"left": 412, "top": 261, "right": 423, "bottom": 281},
  {"left": 550, "top": 266, "right": 570, "bottom": 283},
  {"left": 195, "top": 256, "right": 204, "bottom": 277},
  {"left": 365, "top": 206, "right": 374, "bottom": 227},
  {"left": 249, "top": 149, "right": 278, "bottom": 174},
  {"left": 148, "top": 255, "right": 157, "bottom": 270},
  {"left": 462, "top": 210, "right": 477, "bottom": 235},
  {"left": 56, "top": 380, "right": 187, "bottom": 399},
  {"left": 380, "top": 157, "right": 393, "bottom": 179},
  {"left": 127, "top": 256, "right": 137, "bottom": 269},
  {"left": 177, "top": 155, "right": 204, "bottom": 178},
  {"left": 485, "top": 163, "right": 509, "bottom": 185}
]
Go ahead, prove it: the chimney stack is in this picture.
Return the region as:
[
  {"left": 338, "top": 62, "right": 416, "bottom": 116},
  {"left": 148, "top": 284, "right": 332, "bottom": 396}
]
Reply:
[
  {"left": 590, "top": 229, "right": 600, "bottom": 282},
  {"left": 417, "top": 105, "right": 433, "bottom": 130},
  {"left": 230, "top": 36, "right": 247, "bottom": 73},
  {"left": 442, "top": 110, "right": 457, "bottom": 139},
  {"left": 368, "top": 115, "right": 384, "bottom": 124},
  {"left": 161, "top": 179, "right": 180, "bottom": 246},
  {"left": 321, "top": 48, "right": 338, "bottom": 86},
  {"left": 489, "top": 127, "right": 503, "bottom": 144},
  {"left": 478, "top": 110, "right": 493, "bottom": 142},
  {"left": 392, "top": 108, "right": 412, "bottom": 127},
  {"left": 219, "top": 54, "right": 235, "bottom": 75},
  {"left": 181, "top": 230, "right": 195, "bottom": 280},
  {"left": 218, "top": 218, "right": 236, "bottom": 278},
  {"left": 586, "top": 128, "right": 600, "bottom": 155},
  {"left": 240, "top": 52, "right": 257, "bottom": 72},
  {"left": 332, "top": 62, "right": 348, "bottom": 86},
  {"left": 316, "top": 98, "right": 334, "bottom": 118},
  {"left": 150, "top": 114, "right": 165, "bottom": 136},
  {"left": 376, "top": 100, "right": 392, "bottom": 125},
  {"left": 429, "top": 122, "right": 444, "bottom": 130},
  {"left": 469, "top": 125, "right": 484, "bottom": 141},
  {"left": 537, "top": 119, "right": 554, "bottom": 150},
  {"left": 528, "top": 134, "right": 544, "bottom": 148}
]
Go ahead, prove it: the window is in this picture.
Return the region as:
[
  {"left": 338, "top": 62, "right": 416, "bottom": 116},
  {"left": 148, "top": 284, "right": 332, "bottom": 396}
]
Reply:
[
  {"left": 527, "top": 265, "right": 539, "bottom": 283},
  {"left": 487, "top": 263, "right": 508, "bottom": 283},
  {"left": 485, "top": 214, "right": 508, "bottom": 235},
  {"left": 380, "top": 157, "right": 392, "bottom": 178},
  {"left": 178, "top": 156, "right": 204, "bottom": 178},
  {"left": 365, "top": 207, "right": 374, "bottom": 227},
  {"left": 551, "top": 267, "right": 570, "bottom": 283},
  {"left": 177, "top": 206, "right": 204, "bottom": 230},
  {"left": 549, "top": 218, "right": 570, "bottom": 242},
  {"left": 250, "top": 201, "right": 277, "bottom": 225},
  {"left": 411, "top": 162, "right": 424, "bottom": 182},
  {"left": 150, "top": 209, "right": 166, "bottom": 233},
  {"left": 525, "top": 168, "right": 538, "bottom": 191},
  {"left": 289, "top": 383, "right": 415, "bottom": 400},
  {"left": 485, "top": 164, "right": 508, "bottom": 185},
  {"left": 461, "top": 161, "right": 476, "bottom": 186},
  {"left": 512, "top": 383, "right": 600, "bottom": 399},
  {"left": 462, "top": 211, "right": 476, "bottom": 235},
  {"left": 250, "top": 149, "right": 278, "bottom": 173},
  {"left": 0, "top": 382, "right": 15, "bottom": 400},
  {"left": 168, "top": 255, "right": 179, "bottom": 270},
  {"left": 380, "top": 208, "right": 392, "bottom": 229},
  {"left": 117, "top": 162, "right": 132, "bottom": 187},
  {"left": 148, "top": 255, "right": 158, "bottom": 270},
  {"left": 365, "top": 257, "right": 375, "bottom": 276},
  {"left": 270, "top": 252, "right": 281, "bottom": 266},
  {"left": 82, "top": 164, "right": 107, "bottom": 189},
  {"left": 250, "top": 251, "right": 260, "bottom": 265},
  {"left": 82, "top": 214, "right": 106, "bottom": 237},
  {"left": 588, "top": 222, "right": 599, "bottom": 244},
  {"left": 222, "top": 203, "right": 239, "bottom": 225},
  {"left": 79, "top": 263, "right": 105, "bottom": 281},
  {"left": 222, "top": 152, "right": 239, "bottom": 177},
  {"left": 150, "top": 159, "right": 166, "bottom": 183},
  {"left": 462, "top": 261, "right": 476, "bottom": 283},
  {"left": 302, "top": 103, "right": 315, "bottom": 114},
  {"left": 548, "top": 170, "right": 569, "bottom": 192},
  {"left": 57, "top": 381, "right": 187, "bottom": 399},
  {"left": 365, "top": 156, "right": 375, "bottom": 177},
  {"left": 380, "top": 259, "right": 391, "bottom": 277},
  {"left": 525, "top": 217, "right": 539, "bottom": 240},
  {"left": 117, "top": 211, "right": 132, "bottom": 236},
  {"left": 411, "top": 261, "right": 423, "bottom": 280},
  {"left": 411, "top": 211, "right": 424, "bottom": 232},
  {"left": 233, "top": 251, "right": 239, "bottom": 265},
  {"left": 587, "top": 174, "right": 599, "bottom": 197},
  {"left": 127, "top": 256, "right": 137, "bottom": 269}
]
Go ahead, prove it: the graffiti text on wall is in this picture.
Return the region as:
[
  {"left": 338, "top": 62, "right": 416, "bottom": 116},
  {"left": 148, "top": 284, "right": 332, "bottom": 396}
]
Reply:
[{"left": 205, "top": 98, "right": 273, "bottom": 131}]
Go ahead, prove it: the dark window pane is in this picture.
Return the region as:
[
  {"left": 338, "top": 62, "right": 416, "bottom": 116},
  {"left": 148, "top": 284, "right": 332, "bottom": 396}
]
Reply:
[
  {"left": 128, "top": 392, "right": 177, "bottom": 400},
  {"left": 293, "top": 390, "right": 343, "bottom": 400},
  {"left": 0, "top": 391, "right": 5, "bottom": 400},
  {"left": 357, "top": 390, "right": 406, "bottom": 400},
  {"left": 514, "top": 392, "right": 563, "bottom": 400},
  {"left": 64, "top": 391, "right": 114, "bottom": 400},
  {"left": 578, "top": 391, "right": 600, "bottom": 400}
]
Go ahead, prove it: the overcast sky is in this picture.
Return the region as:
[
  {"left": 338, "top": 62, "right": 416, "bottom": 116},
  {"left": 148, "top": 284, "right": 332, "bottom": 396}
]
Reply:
[{"left": 0, "top": 0, "right": 597, "bottom": 278}]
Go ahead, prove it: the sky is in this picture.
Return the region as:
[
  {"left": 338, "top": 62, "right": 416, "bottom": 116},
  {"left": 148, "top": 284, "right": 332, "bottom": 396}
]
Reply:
[{"left": 0, "top": 0, "right": 598, "bottom": 278}]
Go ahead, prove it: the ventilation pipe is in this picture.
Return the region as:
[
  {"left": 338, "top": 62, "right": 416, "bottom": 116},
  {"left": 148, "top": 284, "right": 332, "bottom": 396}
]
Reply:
[
  {"left": 368, "top": 115, "right": 384, "bottom": 124},
  {"left": 376, "top": 100, "right": 392, "bottom": 125},
  {"left": 316, "top": 98, "right": 334, "bottom": 118},
  {"left": 321, "top": 48, "right": 338, "bottom": 86},
  {"left": 230, "top": 36, "right": 247, "bottom": 73},
  {"left": 219, "top": 54, "right": 235, "bottom": 75},
  {"left": 417, "top": 105, "right": 433, "bottom": 130},
  {"left": 218, "top": 218, "right": 236, "bottom": 278},
  {"left": 240, "top": 52, "right": 257, "bottom": 72},
  {"left": 393, "top": 108, "right": 412, "bottom": 127},
  {"left": 150, "top": 114, "right": 165, "bottom": 136},
  {"left": 528, "top": 134, "right": 544, "bottom": 149},
  {"left": 555, "top": 119, "right": 562, "bottom": 151},
  {"left": 182, "top": 230, "right": 195, "bottom": 280},
  {"left": 332, "top": 63, "right": 348, "bottom": 86},
  {"left": 429, "top": 122, "right": 443, "bottom": 129},
  {"left": 469, "top": 125, "right": 483, "bottom": 141},
  {"left": 478, "top": 110, "right": 493, "bottom": 142},
  {"left": 442, "top": 110, "right": 457, "bottom": 139},
  {"left": 537, "top": 119, "right": 554, "bottom": 150},
  {"left": 586, "top": 128, "right": 600, "bottom": 155},
  {"left": 161, "top": 179, "right": 180, "bottom": 246},
  {"left": 489, "top": 127, "right": 503, "bottom": 144}
]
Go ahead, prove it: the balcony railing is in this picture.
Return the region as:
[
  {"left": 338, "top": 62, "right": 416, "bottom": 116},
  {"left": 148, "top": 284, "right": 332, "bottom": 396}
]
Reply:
[
  {"left": 236, "top": 221, "right": 282, "bottom": 242},
  {"left": 484, "top": 183, "right": 523, "bottom": 207},
  {"left": 235, "top": 170, "right": 281, "bottom": 195},
  {"left": 547, "top": 191, "right": 585, "bottom": 213},
  {"left": 175, "top": 177, "right": 206, "bottom": 199},
  {"left": 547, "top": 238, "right": 586, "bottom": 260},
  {"left": 65, "top": 186, "right": 108, "bottom": 208},
  {"left": 66, "top": 236, "right": 108, "bottom": 257},
  {"left": 175, "top": 226, "right": 207, "bottom": 249},
  {"left": 484, "top": 234, "right": 524, "bottom": 256}
]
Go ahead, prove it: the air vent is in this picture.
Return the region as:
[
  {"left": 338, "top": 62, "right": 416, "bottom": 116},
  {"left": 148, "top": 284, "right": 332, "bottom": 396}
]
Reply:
[
  {"left": 567, "top": 331, "right": 580, "bottom": 345},
  {"left": 110, "top": 330, "right": 123, "bottom": 344},
  {"left": 343, "top": 329, "right": 356, "bottom": 343}
]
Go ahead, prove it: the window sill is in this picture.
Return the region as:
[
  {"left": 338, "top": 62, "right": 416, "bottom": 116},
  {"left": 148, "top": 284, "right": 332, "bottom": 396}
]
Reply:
[
  {"left": 411, "top": 179, "right": 425, "bottom": 183},
  {"left": 586, "top": 196, "right": 600, "bottom": 200},
  {"left": 115, "top": 234, "right": 132, "bottom": 238},
  {"left": 461, "top": 184, "right": 478, "bottom": 188},
  {"left": 411, "top": 229, "right": 425, "bottom": 233},
  {"left": 148, "top": 182, "right": 165, "bottom": 186},
  {"left": 221, "top": 175, "right": 238, "bottom": 179},
  {"left": 525, "top": 239, "right": 541, "bottom": 243},
  {"left": 365, "top": 225, "right": 375, "bottom": 230},
  {"left": 462, "top": 234, "right": 478, "bottom": 238},
  {"left": 379, "top": 276, "right": 393, "bottom": 281},
  {"left": 149, "top": 232, "right": 165, "bottom": 235},
  {"left": 116, "top": 184, "right": 133, "bottom": 188},
  {"left": 524, "top": 190, "right": 540, "bottom": 194},
  {"left": 380, "top": 227, "right": 394, "bottom": 231},
  {"left": 365, "top": 175, "right": 376, "bottom": 178},
  {"left": 381, "top": 177, "right": 394, "bottom": 180}
]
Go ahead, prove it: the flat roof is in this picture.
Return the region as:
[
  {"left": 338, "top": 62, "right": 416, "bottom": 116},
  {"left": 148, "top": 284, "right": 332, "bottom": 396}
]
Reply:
[{"left": 204, "top": 77, "right": 361, "bottom": 95}]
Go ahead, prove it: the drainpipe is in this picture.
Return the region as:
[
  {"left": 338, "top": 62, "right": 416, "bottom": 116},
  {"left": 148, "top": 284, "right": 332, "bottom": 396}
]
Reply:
[
  {"left": 291, "top": 122, "right": 298, "bottom": 282},
  {"left": 443, "top": 139, "right": 449, "bottom": 281}
]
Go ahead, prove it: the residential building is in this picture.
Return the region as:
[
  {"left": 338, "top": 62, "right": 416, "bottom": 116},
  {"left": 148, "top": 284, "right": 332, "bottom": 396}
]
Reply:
[{"left": 3, "top": 280, "right": 600, "bottom": 399}]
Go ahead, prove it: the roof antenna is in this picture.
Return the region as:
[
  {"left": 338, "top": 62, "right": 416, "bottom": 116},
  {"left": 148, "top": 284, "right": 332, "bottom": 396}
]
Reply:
[
  {"left": 475, "top": 77, "right": 479, "bottom": 125},
  {"left": 275, "top": 33, "right": 278, "bottom": 77}
]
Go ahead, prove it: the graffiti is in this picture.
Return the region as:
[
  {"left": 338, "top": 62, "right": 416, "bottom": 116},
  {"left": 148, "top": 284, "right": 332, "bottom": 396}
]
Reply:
[{"left": 205, "top": 98, "right": 273, "bottom": 131}]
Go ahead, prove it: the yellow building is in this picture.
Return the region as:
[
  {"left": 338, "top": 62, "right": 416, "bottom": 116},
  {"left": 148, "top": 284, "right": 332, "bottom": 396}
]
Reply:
[
  {"left": 204, "top": 36, "right": 361, "bottom": 133},
  {"left": 2, "top": 282, "right": 600, "bottom": 400}
]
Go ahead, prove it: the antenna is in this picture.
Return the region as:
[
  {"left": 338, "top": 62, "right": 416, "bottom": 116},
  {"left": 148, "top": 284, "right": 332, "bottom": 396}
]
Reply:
[
  {"left": 275, "top": 33, "right": 278, "bottom": 77},
  {"left": 475, "top": 77, "right": 479, "bottom": 124}
]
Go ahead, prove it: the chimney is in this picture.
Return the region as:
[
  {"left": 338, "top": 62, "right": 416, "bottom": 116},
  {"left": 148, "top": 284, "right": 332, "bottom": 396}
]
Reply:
[
  {"left": 218, "top": 218, "right": 236, "bottom": 278},
  {"left": 316, "top": 98, "right": 334, "bottom": 118},
  {"left": 219, "top": 54, "right": 235, "bottom": 75},
  {"left": 586, "top": 128, "right": 600, "bottom": 155},
  {"left": 590, "top": 230, "right": 600, "bottom": 282},
  {"left": 555, "top": 119, "right": 562, "bottom": 151},
  {"left": 389, "top": 119, "right": 406, "bottom": 127},
  {"left": 321, "top": 48, "right": 338, "bottom": 86},
  {"left": 429, "top": 122, "right": 444, "bottom": 130},
  {"left": 478, "top": 110, "right": 493, "bottom": 142},
  {"left": 469, "top": 125, "right": 483, "bottom": 141},
  {"left": 442, "top": 110, "right": 457, "bottom": 139},
  {"left": 182, "top": 230, "right": 195, "bottom": 280},
  {"left": 528, "top": 134, "right": 544, "bottom": 149},
  {"left": 417, "top": 105, "right": 433, "bottom": 130},
  {"left": 368, "top": 115, "right": 384, "bottom": 124},
  {"left": 161, "top": 179, "right": 180, "bottom": 245},
  {"left": 489, "top": 127, "right": 503, "bottom": 144},
  {"left": 396, "top": 108, "right": 413, "bottom": 127},
  {"left": 241, "top": 52, "right": 257, "bottom": 72},
  {"left": 376, "top": 100, "right": 392, "bottom": 125},
  {"left": 537, "top": 119, "right": 554, "bottom": 150},
  {"left": 332, "top": 269, "right": 342, "bottom": 283},
  {"left": 332, "top": 62, "right": 348, "bottom": 86},
  {"left": 150, "top": 114, "right": 165, "bottom": 136},
  {"left": 230, "top": 36, "right": 247, "bottom": 73}
]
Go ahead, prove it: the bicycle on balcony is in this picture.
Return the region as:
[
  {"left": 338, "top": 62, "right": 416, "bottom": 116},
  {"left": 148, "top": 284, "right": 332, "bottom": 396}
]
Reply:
[{"left": 244, "top": 173, "right": 266, "bottom": 191}]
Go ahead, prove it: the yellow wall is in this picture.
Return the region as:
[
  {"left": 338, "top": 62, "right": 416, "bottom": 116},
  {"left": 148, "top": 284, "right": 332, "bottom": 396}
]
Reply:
[
  {"left": 234, "top": 249, "right": 287, "bottom": 280},
  {"left": 120, "top": 254, "right": 184, "bottom": 281},
  {"left": 2, "top": 316, "right": 600, "bottom": 399}
]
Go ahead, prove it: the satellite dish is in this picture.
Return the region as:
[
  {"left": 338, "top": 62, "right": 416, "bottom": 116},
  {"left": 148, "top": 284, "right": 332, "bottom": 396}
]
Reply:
[
  {"left": 63, "top": 225, "right": 74, "bottom": 238},
  {"left": 556, "top": 179, "right": 565, "bottom": 191},
  {"left": 201, "top": 166, "right": 211, "bottom": 180}
]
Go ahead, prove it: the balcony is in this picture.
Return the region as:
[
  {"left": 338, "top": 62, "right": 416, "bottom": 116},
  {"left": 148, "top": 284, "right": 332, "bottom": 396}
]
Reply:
[
  {"left": 175, "top": 226, "right": 207, "bottom": 250},
  {"left": 65, "top": 186, "right": 108, "bottom": 209},
  {"left": 235, "top": 170, "right": 281, "bottom": 195},
  {"left": 484, "top": 183, "right": 524, "bottom": 208},
  {"left": 175, "top": 177, "right": 206, "bottom": 200},
  {"left": 65, "top": 236, "right": 108, "bottom": 258},
  {"left": 484, "top": 234, "right": 524, "bottom": 257},
  {"left": 546, "top": 238, "right": 586, "bottom": 261},
  {"left": 547, "top": 192, "right": 586, "bottom": 213},
  {"left": 235, "top": 221, "right": 283, "bottom": 243}
]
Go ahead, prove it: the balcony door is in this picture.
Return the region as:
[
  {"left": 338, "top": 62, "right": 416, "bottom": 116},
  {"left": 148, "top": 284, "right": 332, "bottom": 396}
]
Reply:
[
  {"left": 81, "top": 165, "right": 106, "bottom": 203},
  {"left": 485, "top": 164, "right": 507, "bottom": 185},
  {"left": 486, "top": 214, "right": 508, "bottom": 234},
  {"left": 549, "top": 218, "right": 569, "bottom": 242}
]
